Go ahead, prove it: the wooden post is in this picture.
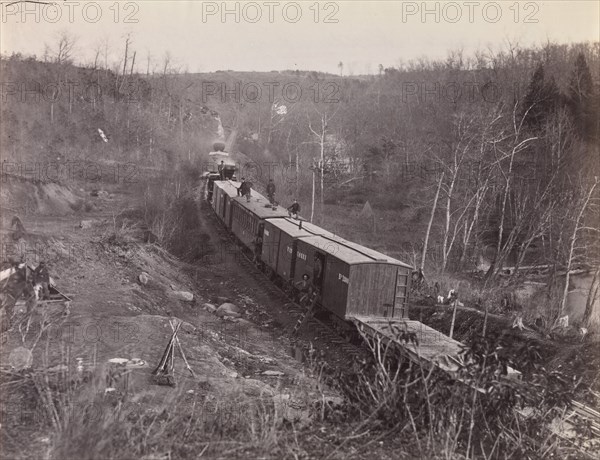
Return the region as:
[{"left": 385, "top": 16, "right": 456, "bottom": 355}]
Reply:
[
  {"left": 449, "top": 298, "right": 458, "bottom": 339},
  {"left": 482, "top": 303, "right": 489, "bottom": 337}
]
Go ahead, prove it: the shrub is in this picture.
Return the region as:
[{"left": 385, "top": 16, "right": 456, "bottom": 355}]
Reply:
[{"left": 340, "top": 330, "right": 584, "bottom": 458}]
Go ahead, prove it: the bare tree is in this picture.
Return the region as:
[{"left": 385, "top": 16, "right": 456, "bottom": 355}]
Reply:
[
  {"left": 146, "top": 51, "right": 152, "bottom": 75},
  {"left": 457, "top": 108, "right": 504, "bottom": 268},
  {"left": 52, "top": 30, "right": 77, "bottom": 65},
  {"left": 118, "top": 33, "right": 132, "bottom": 92},
  {"left": 434, "top": 112, "right": 476, "bottom": 272},
  {"left": 485, "top": 102, "right": 538, "bottom": 284},
  {"left": 559, "top": 176, "right": 599, "bottom": 316},
  {"left": 421, "top": 172, "right": 444, "bottom": 272},
  {"left": 583, "top": 266, "right": 600, "bottom": 327},
  {"left": 307, "top": 104, "right": 338, "bottom": 222}
]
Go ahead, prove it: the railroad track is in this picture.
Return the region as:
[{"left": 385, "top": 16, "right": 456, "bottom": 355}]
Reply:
[{"left": 196, "top": 187, "right": 366, "bottom": 365}]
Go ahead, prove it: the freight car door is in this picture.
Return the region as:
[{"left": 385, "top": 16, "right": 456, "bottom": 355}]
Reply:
[
  {"left": 262, "top": 224, "right": 280, "bottom": 272},
  {"left": 277, "top": 232, "right": 295, "bottom": 280},
  {"left": 224, "top": 195, "right": 233, "bottom": 228},
  {"left": 347, "top": 264, "right": 397, "bottom": 318},
  {"left": 322, "top": 257, "right": 350, "bottom": 319}
]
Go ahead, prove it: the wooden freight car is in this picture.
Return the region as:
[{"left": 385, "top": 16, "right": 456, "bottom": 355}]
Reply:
[
  {"left": 261, "top": 217, "right": 336, "bottom": 280},
  {"left": 212, "top": 180, "right": 240, "bottom": 229},
  {"left": 294, "top": 235, "right": 412, "bottom": 320},
  {"left": 229, "top": 190, "right": 288, "bottom": 250}
]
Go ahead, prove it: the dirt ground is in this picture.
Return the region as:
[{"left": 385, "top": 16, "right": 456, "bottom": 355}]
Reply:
[{"left": 1, "top": 178, "right": 372, "bottom": 459}]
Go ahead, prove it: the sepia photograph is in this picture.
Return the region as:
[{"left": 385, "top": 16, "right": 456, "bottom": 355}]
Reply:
[{"left": 1, "top": 1, "right": 599, "bottom": 458}]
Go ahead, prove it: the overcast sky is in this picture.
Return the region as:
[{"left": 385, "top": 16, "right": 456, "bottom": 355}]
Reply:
[{"left": 2, "top": 1, "right": 598, "bottom": 74}]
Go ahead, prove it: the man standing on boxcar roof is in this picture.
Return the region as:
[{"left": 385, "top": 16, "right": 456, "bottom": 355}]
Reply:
[
  {"left": 245, "top": 179, "right": 253, "bottom": 202},
  {"left": 266, "top": 179, "right": 276, "bottom": 204},
  {"left": 237, "top": 178, "right": 246, "bottom": 197},
  {"left": 218, "top": 161, "right": 225, "bottom": 180}
]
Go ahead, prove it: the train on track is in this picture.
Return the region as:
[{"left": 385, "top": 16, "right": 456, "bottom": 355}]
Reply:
[
  {"left": 207, "top": 177, "right": 412, "bottom": 322},
  {"left": 202, "top": 152, "right": 519, "bottom": 378}
]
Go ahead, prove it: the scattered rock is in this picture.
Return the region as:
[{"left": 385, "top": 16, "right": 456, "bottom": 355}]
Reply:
[
  {"left": 320, "top": 395, "right": 345, "bottom": 408},
  {"left": 273, "top": 394, "right": 312, "bottom": 425},
  {"left": 241, "top": 379, "right": 276, "bottom": 397},
  {"left": 138, "top": 272, "right": 150, "bottom": 285},
  {"left": 262, "top": 370, "right": 284, "bottom": 376},
  {"left": 203, "top": 303, "right": 217, "bottom": 313},
  {"left": 8, "top": 347, "right": 33, "bottom": 370},
  {"left": 170, "top": 284, "right": 176, "bottom": 291},
  {"left": 79, "top": 220, "right": 94, "bottom": 229},
  {"left": 232, "top": 318, "right": 253, "bottom": 326},
  {"left": 170, "top": 291, "right": 194, "bottom": 302},
  {"left": 216, "top": 303, "right": 241, "bottom": 318}
]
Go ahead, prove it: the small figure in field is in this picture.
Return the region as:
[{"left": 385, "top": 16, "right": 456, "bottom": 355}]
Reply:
[
  {"left": 33, "top": 261, "right": 51, "bottom": 300},
  {"left": 287, "top": 199, "right": 300, "bottom": 219},
  {"left": 266, "top": 179, "right": 276, "bottom": 204},
  {"left": 445, "top": 289, "right": 458, "bottom": 305},
  {"left": 411, "top": 268, "right": 425, "bottom": 290},
  {"left": 218, "top": 161, "right": 225, "bottom": 180},
  {"left": 11, "top": 216, "right": 26, "bottom": 241}
]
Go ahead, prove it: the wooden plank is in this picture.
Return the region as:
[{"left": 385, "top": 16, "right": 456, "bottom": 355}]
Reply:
[{"left": 351, "top": 317, "right": 520, "bottom": 378}]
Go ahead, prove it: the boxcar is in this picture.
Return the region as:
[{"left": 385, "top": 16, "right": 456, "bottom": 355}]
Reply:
[
  {"left": 229, "top": 191, "right": 288, "bottom": 250},
  {"left": 262, "top": 217, "right": 336, "bottom": 280},
  {"left": 212, "top": 180, "right": 240, "bottom": 229},
  {"left": 295, "top": 235, "right": 412, "bottom": 320}
]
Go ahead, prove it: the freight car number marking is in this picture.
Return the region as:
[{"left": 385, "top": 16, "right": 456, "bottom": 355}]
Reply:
[
  {"left": 298, "top": 252, "right": 307, "bottom": 261},
  {"left": 338, "top": 274, "right": 349, "bottom": 284}
]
